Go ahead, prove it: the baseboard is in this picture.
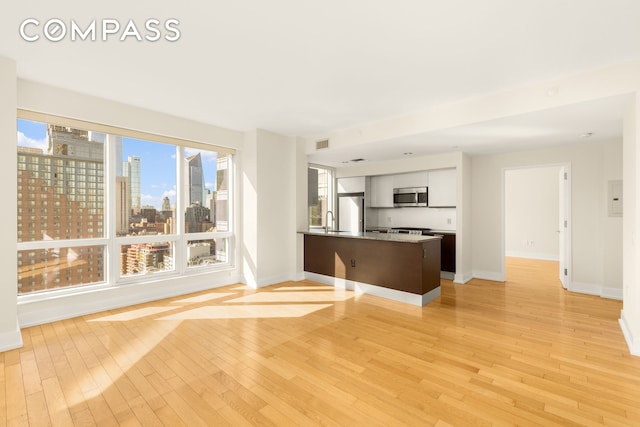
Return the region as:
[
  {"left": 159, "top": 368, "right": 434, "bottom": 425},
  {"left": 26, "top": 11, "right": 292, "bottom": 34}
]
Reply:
[
  {"left": 568, "top": 281, "right": 601, "bottom": 296},
  {"left": 454, "top": 272, "right": 473, "bottom": 284},
  {"left": 440, "top": 271, "right": 455, "bottom": 280},
  {"left": 619, "top": 310, "right": 640, "bottom": 356},
  {"left": 304, "top": 272, "right": 440, "bottom": 307},
  {"left": 505, "top": 251, "right": 559, "bottom": 261},
  {"left": 19, "top": 273, "right": 243, "bottom": 328},
  {"left": 0, "top": 324, "right": 23, "bottom": 352},
  {"left": 601, "top": 287, "right": 623, "bottom": 300},
  {"left": 254, "top": 273, "right": 297, "bottom": 288},
  {"left": 568, "top": 282, "right": 623, "bottom": 300},
  {"left": 472, "top": 270, "right": 505, "bottom": 282}
]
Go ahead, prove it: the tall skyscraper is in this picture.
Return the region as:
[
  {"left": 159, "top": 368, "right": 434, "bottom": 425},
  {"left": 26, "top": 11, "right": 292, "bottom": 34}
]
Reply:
[
  {"left": 116, "top": 175, "right": 130, "bottom": 235},
  {"left": 162, "top": 196, "right": 171, "bottom": 211},
  {"left": 127, "top": 156, "right": 141, "bottom": 214},
  {"left": 185, "top": 153, "right": 205, "bottom": 206}
]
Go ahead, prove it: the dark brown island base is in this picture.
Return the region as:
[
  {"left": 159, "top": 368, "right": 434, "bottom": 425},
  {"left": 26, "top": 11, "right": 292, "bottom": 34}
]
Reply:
[{"left": 300, "top": 230, "right": 442, "bottom": 306}]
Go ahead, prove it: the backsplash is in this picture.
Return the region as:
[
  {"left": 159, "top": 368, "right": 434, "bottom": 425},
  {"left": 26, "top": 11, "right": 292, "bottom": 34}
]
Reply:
[{"left": 367, "top": 207, "right": 456, "bottom": 231}]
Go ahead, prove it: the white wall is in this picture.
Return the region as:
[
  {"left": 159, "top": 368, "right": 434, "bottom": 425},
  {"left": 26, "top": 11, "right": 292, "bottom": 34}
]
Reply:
[
  {"left": 621, "top": 95, "right": 640, "bottom": 355},
  {"left": 471, "top": 140, "right": 623, "bottom": 298},
  {"left": 295, "top": 137, "right": 309, "bottom": 280},
  {"left": 505, "top": 166, "right": 560, "bottom": 261},
  {"left": 0, "top": 57, "right": 21, "bottom": 351},
  {"left": 372, "top": 207, "right": 456, "bottom": 231},
  {"left": 256, "top": 130, "right": 297, "bottom": 284},
  {"left": 241, "top": 129, "right": 299, "bottom": 287},
  {"left": 603, "top": 140, "right": 623, "bottom": 291}
]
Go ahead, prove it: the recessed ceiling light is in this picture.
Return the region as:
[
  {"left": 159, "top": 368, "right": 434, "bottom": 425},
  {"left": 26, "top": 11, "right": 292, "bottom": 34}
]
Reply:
[
  {"left": 341, "top": 160, "right": 349, "bottom": 163},
  {"left": 350, "top": 158, "right": 366, "bottom": 162},
  {"left": 452, "top": 145, "right": 460, "bottom": 150},
  {"left": 580, "top": 132, "right": 594, "bottom": 138},
  {"left": 403, "top": 152, "right": 413, "bottom": 156}
]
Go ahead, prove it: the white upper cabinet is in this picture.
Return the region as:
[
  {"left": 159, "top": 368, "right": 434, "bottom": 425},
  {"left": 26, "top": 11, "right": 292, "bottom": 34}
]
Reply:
[
  {"left": 428, "top": 168, "right": 457, "bottom": 207},
  {"left": 369, "top": 175, "right": 395, "bottom": 207},
  {"left": 337, "top": 176, "right": 366, "bottom": 193},
  {"left": 393, "top": 171, "right": 429, "bottom": 188}
]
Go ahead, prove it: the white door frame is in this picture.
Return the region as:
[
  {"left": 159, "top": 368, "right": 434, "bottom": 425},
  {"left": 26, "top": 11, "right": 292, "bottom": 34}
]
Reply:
[{"left": 501, "top": 163, "right": 572, "bottom": 285}]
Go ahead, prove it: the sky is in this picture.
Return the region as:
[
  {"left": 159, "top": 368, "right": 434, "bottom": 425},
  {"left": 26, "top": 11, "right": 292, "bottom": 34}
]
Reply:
[{"left": 17, "top": 119, "right": 218, "bottom": 210}]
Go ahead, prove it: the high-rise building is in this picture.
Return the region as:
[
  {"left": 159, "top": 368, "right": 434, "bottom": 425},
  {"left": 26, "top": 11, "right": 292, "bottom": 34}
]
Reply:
[
  {"left": 116, "top": 176, "right": 130, "bottom": 236},
  {"left": 185, "top": 153, "right": 206, "bottom": 206},
  {"left": 126, "top": 156, "right": 141, "bottom": 214},
  {"left": 185, "top": 203, "right": 214, "bottom": 233},
  {"left": 215, "top": 153, "right": 229, "bottom": 231},
  {"left": 17, "top": 125, "right": 105, "bottom": 293},
  {"left": 162, "top": 196, "right": 171, "bottom": 211}
]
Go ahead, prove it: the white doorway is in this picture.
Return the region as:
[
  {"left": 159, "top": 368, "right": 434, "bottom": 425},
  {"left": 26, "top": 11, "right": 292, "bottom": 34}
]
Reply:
[{"left": 503, "top": 164, "right": 571, "bottom": 286}]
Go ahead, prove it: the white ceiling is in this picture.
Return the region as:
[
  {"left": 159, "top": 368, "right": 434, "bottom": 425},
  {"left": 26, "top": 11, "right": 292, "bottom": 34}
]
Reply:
[{"left": 2, "top": 1, "right": 640, "bottom": 163}]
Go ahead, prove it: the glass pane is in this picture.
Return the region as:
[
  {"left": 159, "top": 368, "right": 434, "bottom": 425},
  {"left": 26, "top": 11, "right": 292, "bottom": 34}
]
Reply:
[
  {"left": 120, "top": 242, "right": 175, "bottom": 277},
  {"left": 119, "top": 138, "right": 177, "bottom": 236},
  {"left": 17, "top": 119, "right": 104, "bottom": 242},
  {"left": 308, "top": 166, "right": 332, "bottom": 227},
  {"left": 184, "top": 149, "right": 229, "bottom": 233},
  {"left": 18, "top": 245, "right": 105, "bottom": 294},
  {"left": 187, "top": 238, "right": 228, "bottom": 267}
]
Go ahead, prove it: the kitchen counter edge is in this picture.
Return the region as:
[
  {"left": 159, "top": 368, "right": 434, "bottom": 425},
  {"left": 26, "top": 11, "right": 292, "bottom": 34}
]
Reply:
[{"left": 298, "top": 230, "right": 442, "bottom": 243}]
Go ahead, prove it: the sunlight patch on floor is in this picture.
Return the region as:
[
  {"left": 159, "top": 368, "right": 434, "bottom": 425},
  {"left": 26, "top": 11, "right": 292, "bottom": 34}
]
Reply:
[
  {"left": 272, "top": 285, "right": 337, "bottom": 291},
  {"left": 173, "top": 292, "right": 236, "bottom": 304},
  {"left": 225, "top": 290, "right": 353, "bottom": 304},
  {"left": 88, "top": 306, "right": 182, "bottom": 322},
  {"left": 157, "top": 304, "right": 333, "bottom": 320}
]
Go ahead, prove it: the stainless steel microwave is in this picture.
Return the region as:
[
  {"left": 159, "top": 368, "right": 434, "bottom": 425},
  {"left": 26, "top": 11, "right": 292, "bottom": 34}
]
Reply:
[{"left": 393, "top": 187, "right": 428, "bottom": 207}]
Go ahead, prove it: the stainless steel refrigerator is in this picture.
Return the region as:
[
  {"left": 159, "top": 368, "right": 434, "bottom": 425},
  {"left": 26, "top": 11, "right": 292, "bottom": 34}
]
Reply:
[{"left": 338, "top": 192, "right": 365, "bottom": 232}]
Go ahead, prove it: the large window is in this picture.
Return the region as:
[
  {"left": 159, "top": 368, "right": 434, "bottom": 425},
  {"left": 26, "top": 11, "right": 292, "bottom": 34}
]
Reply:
[
  {"left": 308, "top": 164, "right": 334, "bottom": 228},
  {"left": 17, "top": 115, "right": 234, "bottom": 295}
]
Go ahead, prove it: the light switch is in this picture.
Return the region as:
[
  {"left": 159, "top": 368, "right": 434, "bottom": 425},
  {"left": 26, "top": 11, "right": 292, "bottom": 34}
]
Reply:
[{"left": 608, "top": 180, "right": 623, "bottom": 217}]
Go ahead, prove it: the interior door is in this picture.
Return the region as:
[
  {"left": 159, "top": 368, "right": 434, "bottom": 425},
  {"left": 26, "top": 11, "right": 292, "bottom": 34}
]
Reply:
[{"left": 558, "top": 167, "right": 568, "bottom": 288}]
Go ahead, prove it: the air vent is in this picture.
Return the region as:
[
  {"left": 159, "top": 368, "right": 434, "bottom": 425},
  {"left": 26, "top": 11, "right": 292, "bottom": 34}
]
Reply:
[{"left": 315, "top": 139, "right": 329, "bottom": 150}]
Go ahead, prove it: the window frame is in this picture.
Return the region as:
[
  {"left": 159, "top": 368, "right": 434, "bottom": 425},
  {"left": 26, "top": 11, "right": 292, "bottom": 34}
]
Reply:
[
  {"left": 17, "top": 110, "right": 236, "bottom": 298},
  {"left": 308, "top": 163, "right": 335, "bottom": 230}
]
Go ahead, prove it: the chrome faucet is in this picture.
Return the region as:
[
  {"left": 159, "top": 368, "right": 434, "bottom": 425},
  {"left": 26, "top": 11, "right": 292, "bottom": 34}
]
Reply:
[{"left": 325, "top": 210, "right": 335, "bottom": 233}]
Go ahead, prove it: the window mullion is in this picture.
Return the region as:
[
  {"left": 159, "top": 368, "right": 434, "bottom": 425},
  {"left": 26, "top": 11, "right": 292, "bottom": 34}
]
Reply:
[
  {"left": 106, "top": 133, "right": 118, "bottom": 285},
  {"left": 176, "top": 145, "right": 185, "bottom": 275}
]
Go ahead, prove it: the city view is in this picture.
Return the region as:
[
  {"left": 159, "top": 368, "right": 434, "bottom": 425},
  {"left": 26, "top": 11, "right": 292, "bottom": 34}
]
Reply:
[{"left": 17, "top": 119, "right": 230, "bottom": 294}]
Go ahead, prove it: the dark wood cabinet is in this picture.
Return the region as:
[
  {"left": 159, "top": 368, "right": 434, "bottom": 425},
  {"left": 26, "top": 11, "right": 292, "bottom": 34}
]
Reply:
[
  {"left": 426, "top": 232, "right": 455, "bottom": 273},
  {"left": 440, "top": 233, "right": 456, "bottom": 273},
  {"left": 304, "top": 234, "right": 441, "bottom": 295}
]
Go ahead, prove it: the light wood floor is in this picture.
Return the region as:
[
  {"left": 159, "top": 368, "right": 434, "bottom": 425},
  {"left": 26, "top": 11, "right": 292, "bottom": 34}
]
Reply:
[{"left": 3, "top": 257, "right": 640, "bottom": 426}]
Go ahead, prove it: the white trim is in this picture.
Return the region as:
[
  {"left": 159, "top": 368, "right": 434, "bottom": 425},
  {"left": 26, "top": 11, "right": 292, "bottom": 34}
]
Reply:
[
  {"left": 0, "top": 325, "right": 23, "bottom": 352},
  {"left": 254, "top": 273, "right": 298, "bottom": 288},
  {"left": 601, "top": 287, "right": 623, "bottom": 300},
  {"left": 18, "top": 109, "right": 236, "bottom": 155},
  {"left": 304, "top": 272, "right": 441, "bottom": 307},
  {"left": 568, "top": 281, "right": 603, "bottom": 296},
  {"left": 568, "top": 281, "right": 623, "bottom": 300},
  {"left": 454, "top": 272, "right": 473, "bottom": 284},
  {"left": 619, "top": 310, "right": 640, "bottom": 356},
  {"left": 440, "top": 271, "right": 455, "bottom": 280},
  {"left": 505, "top": 251, "right": 559, "bottom": 261},
  {"left": 501, "top": 162, "right": 572, "bottom": 288},
  {"left": 472, "top": 270, "right": 505, "bottom": 282}
]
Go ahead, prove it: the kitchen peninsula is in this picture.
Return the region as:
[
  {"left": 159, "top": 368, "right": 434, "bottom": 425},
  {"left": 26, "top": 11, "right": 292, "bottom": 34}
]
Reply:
[{"left": 300, "top": 230, "right": 442, "bottom": 306}]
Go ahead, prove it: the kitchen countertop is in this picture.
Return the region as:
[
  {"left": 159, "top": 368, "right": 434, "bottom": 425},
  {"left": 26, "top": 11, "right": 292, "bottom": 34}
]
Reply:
[{"left": 299, "top": 229, "right": 441, "bottom": 243}]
